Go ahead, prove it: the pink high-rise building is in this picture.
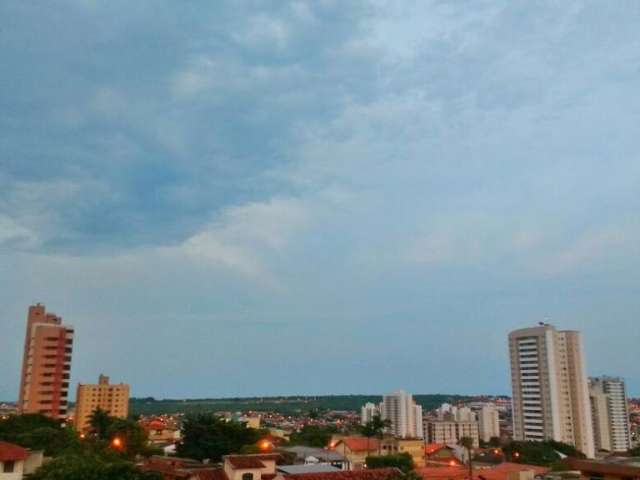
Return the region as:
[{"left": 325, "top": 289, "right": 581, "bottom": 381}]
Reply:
[{"left": 18, "top": 304, "right": 74, "bottom": 419}]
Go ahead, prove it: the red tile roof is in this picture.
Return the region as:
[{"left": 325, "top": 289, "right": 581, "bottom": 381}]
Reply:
[
  {"left": 337, "top": 437, "right": 381, "bottom": 452},
  {"left": 226, "top": 457, "right": 266, "bottom": 469},
  {"left": 0, "top": 441, "right": 29, "bottom": 462},
  {"left": 418, "top": 462, "right": 548, "bottom": 480},
  {"left": 192, "top": 469, "right": 228, "bottom": 480},
  {"left": 287, "top": 467, "right": 401, "bottom": 480}
]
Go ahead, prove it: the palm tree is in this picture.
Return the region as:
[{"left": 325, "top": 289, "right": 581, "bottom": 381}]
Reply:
[
  {"left": 360, "top": 415, "right": 392, "bottom": 458},
  {"left": 459, "top": 437, "right": 474, "bottom": 480},
  {"left": 89, "top": 408, "right": 113, "bottom": 440}
]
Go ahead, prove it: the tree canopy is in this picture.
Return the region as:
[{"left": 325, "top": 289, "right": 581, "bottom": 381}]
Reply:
[
  {"left": 502, "top": 440, "right": 586, "bottom": 466},
  {"left": 366, "top": 453, "right": 414, "bottom": 473},
  {"left": 29, "top": 453, "right": 161, "bottom": 480},
  {"left": 176, "top": 414, "right": 261, "bottom": 461},
  {"left": 0, "top": 414, "right": 80, "bottom": 456},
  {"left": 289, "top": 425, "right": 338, "bottom": 448}
]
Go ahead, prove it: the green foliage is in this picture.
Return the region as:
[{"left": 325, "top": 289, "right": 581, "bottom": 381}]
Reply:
[
  {"left": 89, "top": 408, "right": 113, "bottom": 440},
  {"left": 360, "top": 415, "right": 391, "bottom": 440},
  {"left": 629, "top": 445, "right": 640, "bottom": 456},
  {"left": 289, "top": 425, "right": 338, "bottom": 447},
  {"left": 129, "top": 395, "right": 478, "bottom": 416},
  {"left": 107, "top": 417, "right": 152, "bottom": 459},
  {"left": 366, "top": 453, "right": 414, "bottom": 473},
  {"left": 176, "top": 414, "right": 261, "bottom": 461},
  {"left": 29, "top": 454, "right": 161, "bottom": 480},
  {"left": 502, "top": 440, "right": 585, "bottom": 466},
  {"left": 0, "top": 414, "right": 80, "bottom": 456}
]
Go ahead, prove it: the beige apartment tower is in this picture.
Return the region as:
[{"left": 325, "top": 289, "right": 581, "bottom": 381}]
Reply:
[
  {"left": 509, "top": 324, "right": 595, "bottom": 458},
  {"left": 589, "top": 376, "right": 631, "bottom": 452},
  {"left": 74, "top": 374, "right": 130, "bottom": 432},
  {"left": 18, "top": 304, "right": 74, "bottom": 419}
]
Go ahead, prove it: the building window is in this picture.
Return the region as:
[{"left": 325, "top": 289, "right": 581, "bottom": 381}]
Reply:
[
  {"left": 242, "top": 473, "right": 254, "bottom": 480},
  {"left": 3, "top": 460, "right": 16, "bottom": 473}
]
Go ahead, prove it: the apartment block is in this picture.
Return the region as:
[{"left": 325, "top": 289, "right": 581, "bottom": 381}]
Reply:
[
  {"left": 509, "top": 324, "right": 595, "bottom": 458},
  {"left": 589, "top": 376, "right": 631, "bottom": 452},
  {"left": 18, "top": 304, "right": 74, "bottom": 419},
  {"left": 380, "top": 390, "right": 423, "bottom": 439},
  {"left": 74, "top": 374, "right": 130, "bottom": 432},
  {"left": 425, "top": 419, "right": 479, "bottom": 448},
  {"left": 478, "top": 404, "right": 501, "bottom": 443}
]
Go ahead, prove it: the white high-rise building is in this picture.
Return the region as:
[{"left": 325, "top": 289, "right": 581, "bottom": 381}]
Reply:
[
  {"left": 509, "top": 324, "right": 595, "bottom": 458},
  {"left": 361, "top": 402, "right": 380, "bottom": 425},
  {"left": 589, "top": 376, "right": 631, "bottom": 452},
  {"left": 478, "top": 404, "right": 501, "bottom": 443},
  {"left": 380, "top": 390, "right": 424, "bottom": 439}
]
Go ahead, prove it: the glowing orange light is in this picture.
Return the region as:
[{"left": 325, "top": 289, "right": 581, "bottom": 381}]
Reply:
[
  {"left": 449, "top": 460, "right": 457, "bottom": 466},
  {"left": 80, "top": 433, "right": 86, "bottom": 439},
  {"left": 259, "top": 440, "right": 271, "bottom": 451},
  {"left": 493, "top": 449, "right": 500, "bottom": 455},
  {"left": 111, "top": 437, "right": 123, "bottom": 449},
  {"left": 513, "top": 452, "right": 520, "bottom": 458}
]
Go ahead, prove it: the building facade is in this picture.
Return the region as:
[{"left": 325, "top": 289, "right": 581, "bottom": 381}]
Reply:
[
  {"left": 509, "top": 324, "right": 595, "bottom": 458},
  {"left": 361, "top": 403, "right": 379, "bottom": 425},
  {"left": 425, "top": 419, "right": 479, "bottom": 448},
  {"left": 478, "top": 404, "right": 501, "bottom": 443},
  {"left": 589, "top": 376, "right": 631, "bottom": 452},
  {"left": 18, "top": 304, "right": 74, "bottom": 419},
  {"left": 380, "top": 390, "right": 423, "bottom": 439},
  {"left": 74, "top": 374, "right": 130, "bottom": 432}
]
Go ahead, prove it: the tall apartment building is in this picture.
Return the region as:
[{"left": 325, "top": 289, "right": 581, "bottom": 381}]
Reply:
[
  {"left": 509, "top": 324, "right": 595, "bottom": 458},
  {"left": 74, "top": 374, "right": 130, "bottom": 432},
  {"left": 361, "top": 402, "right": 379, "bottom": 425},
  {"left": 478, "top": 404, "right": 501, "bottom": 443},
  {"left": 380, "top": 390, "right": 424, "bottom": 438},
  {"left": 18, "top": 304, "right": 74, "bottom": 419},
  {"left": 589, "top": 376, "right": 631, "bottom": 452}
]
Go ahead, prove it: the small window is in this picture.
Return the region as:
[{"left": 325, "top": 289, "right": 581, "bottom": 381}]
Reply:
[
  {"left": 242, "top": 473, "right": 254, "bottom": 480},
  {"left": 4, "top": 460, "right": 15, "bottom": 472}
]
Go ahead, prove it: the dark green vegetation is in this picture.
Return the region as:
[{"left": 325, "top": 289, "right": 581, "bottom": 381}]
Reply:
[
  {"left": 360, "top": 415, "right": 391, "bottom": 455},
  {"left": 130, "top": 394, "right": 480, "bottom": 415},
  {"left": 288, "top": 424, "right": 338, "bottom": 447},
  {"left": 176, "top": 414, "right": 261, "bottom": 461},
  {"left": 29, "top": 453, "right": 161, "bottom": 480},
  {"left": 366, "top": 453, "right": 414, "bottom": 473},
  {"left": 0, "top": 412, "right": 159, "bottom": 480},
  {"left": 503, "top": 440, "right": 586, "bottom": 467},
  {"left": 0, "top": 414, "right": 79, "bottom": 456}
]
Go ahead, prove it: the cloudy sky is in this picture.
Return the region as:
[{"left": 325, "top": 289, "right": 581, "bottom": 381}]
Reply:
[{"left": 1, "top": 1, "right": 639, "bottom": 400}]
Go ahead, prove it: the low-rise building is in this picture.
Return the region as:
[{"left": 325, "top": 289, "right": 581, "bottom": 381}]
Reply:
[
  {"left": 425, "top": 419, "right": 479, "bottom": 448},
  {"left": 562, "top": 457, "right": 640, "bottom": 480},
  {"left": 0, "top": 441, "right": 43, "bottom": 480}
]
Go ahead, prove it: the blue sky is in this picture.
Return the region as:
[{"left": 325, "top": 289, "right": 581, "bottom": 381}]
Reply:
[{"left": 1, "top": 1, "right": 639, "bottom": 400}]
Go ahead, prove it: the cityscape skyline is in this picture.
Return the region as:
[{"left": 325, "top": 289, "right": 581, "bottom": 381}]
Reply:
[
  {"left": 2, "top": 1, "right": 640, "bottom": 400},
  {"left": 2, "top": 303, "right": 637, "bottom": 402}
]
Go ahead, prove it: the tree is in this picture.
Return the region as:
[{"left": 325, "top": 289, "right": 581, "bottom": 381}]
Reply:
[
  {"left": 289, "top": 425, "right": 337, "bottom": 448},
  {"left": 360, "top": 415, "right": 391, "bottom": 457},
  {"left": 29, "top": 453, "right": 161, "bottom": 480},
  {"left": 366, "top": 453, "right": 414, "bottom": 473},
  {"left": 176, "top": 414, "right": 260, "bottom": 461},
  {"left": 459, "top": 437, "right": 474, "bottom": 480},
  {"left": 88, "top": 408, "right": 115, "bottom": 441},
  {"left": 502, "top": 440, "right": 584, "bottom": 466},
  {"left": 107, "top": 417, "right": 152, "bottom": 459},
  {"left": 0, "top": 414, "right": 80, "bottom": 457}
]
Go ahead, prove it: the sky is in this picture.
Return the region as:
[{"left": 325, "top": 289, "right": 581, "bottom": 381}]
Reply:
[{"left": 1, "top": 0, "right": 639, "bottom": 400}]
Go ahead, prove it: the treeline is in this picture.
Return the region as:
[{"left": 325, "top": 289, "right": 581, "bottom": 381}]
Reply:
[{"left": 130, "top": 394, "right": 484, "bottom": 415}]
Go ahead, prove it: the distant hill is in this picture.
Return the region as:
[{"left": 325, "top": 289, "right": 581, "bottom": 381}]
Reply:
[{"left": 129, "top": 394, "right": 507, "bottom": 416}]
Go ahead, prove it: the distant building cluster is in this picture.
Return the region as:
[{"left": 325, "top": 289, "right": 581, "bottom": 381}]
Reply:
[{"left": 4, "top": 303, "right": 637, "bottom": 480}]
